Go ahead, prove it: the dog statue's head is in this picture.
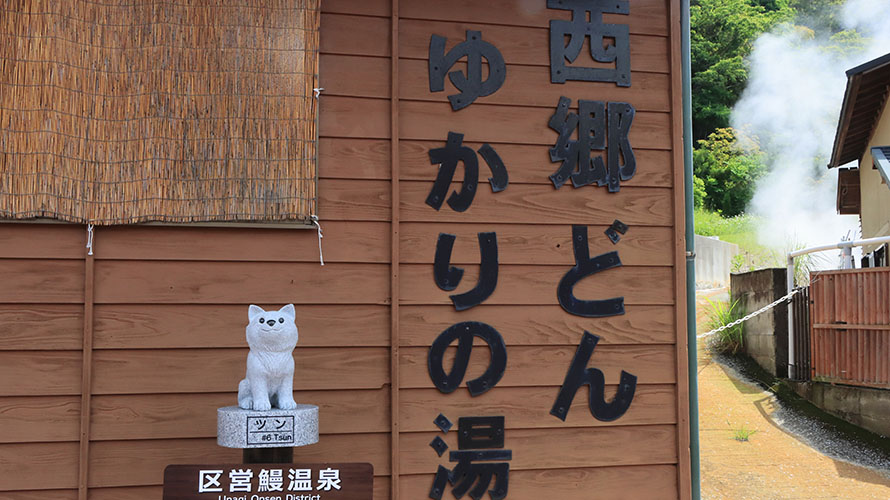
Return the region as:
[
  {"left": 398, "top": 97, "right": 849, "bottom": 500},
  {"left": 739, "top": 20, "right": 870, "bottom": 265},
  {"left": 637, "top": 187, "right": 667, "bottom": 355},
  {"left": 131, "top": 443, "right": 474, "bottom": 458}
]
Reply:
[{"left": 246, "top": 304, "right": 299, "bottom": 353}]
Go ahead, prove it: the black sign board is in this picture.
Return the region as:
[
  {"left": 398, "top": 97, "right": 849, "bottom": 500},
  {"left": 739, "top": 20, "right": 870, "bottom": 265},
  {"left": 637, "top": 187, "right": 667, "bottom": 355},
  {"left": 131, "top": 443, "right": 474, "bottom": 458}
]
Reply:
[{"left": 163, "top": 463, "right": 373, "bottom": 500}]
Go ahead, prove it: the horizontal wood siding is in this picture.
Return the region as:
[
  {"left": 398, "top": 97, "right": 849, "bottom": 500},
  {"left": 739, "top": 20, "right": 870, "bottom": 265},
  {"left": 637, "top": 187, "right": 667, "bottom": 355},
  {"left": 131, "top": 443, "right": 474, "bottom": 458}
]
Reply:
[
  {"left": 0, "top": 222, "right": 83, "bottom": 495},
  {"left": 0, "top": 0, "right": 686, "bottom": 498},
  {"left": 401, "top": 466, "right": 679, "bottom": 500},
  {"left": 394, "top": 1, "right": 683, "bottom": 499},
  {"left": 0, "top": 1, "right": 394, "bottom": 498}
]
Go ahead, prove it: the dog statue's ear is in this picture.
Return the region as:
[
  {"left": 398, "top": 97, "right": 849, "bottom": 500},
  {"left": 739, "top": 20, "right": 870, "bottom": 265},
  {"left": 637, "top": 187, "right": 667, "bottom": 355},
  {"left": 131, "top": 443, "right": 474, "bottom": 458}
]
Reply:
[
  {"left": 280, "top": 304, "right": 296, "bottom": 320},
  {"left": 248, "top": 304, "right": 265, "bottom": 322}
]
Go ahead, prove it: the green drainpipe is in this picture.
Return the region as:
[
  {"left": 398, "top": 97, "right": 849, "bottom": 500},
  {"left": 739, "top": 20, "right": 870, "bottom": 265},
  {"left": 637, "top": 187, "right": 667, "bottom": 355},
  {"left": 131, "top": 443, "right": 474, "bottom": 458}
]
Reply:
[{"left": 682, "top": 1, "right": 701, "bottom": 498}]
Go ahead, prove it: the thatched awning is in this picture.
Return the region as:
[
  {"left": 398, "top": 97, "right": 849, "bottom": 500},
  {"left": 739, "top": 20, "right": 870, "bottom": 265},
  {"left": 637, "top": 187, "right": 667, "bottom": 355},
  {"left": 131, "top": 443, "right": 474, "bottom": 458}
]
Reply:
[{"left": 0, "top": 0, "right": 319, "bottom": 225}]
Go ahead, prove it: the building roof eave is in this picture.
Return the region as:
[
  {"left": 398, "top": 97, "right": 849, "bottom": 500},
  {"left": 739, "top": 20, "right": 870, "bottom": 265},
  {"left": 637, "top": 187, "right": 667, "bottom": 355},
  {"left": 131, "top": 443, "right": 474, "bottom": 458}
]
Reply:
[{"left": 828, "top": 53, "right": 890, "bottom": 169}]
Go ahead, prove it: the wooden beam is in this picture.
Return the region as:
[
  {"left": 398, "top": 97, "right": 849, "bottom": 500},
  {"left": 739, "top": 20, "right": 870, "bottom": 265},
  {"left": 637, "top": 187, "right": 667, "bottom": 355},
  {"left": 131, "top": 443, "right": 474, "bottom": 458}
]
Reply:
[
  {"left": 669, "top": 0, "right": 692, "bottom": 498},
  {"left": 77, "top": 229, "right": 95, "bottom": 500},
  {"left": 389, "top": 0, "right": 401, "bottom": 499},
  {"left": 832, "top": 76, "right": 861, "bottom": 167}
]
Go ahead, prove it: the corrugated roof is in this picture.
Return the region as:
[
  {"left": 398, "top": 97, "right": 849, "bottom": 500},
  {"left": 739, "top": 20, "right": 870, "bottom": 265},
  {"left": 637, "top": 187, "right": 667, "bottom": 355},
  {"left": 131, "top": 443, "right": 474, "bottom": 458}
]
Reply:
[{"left": 828, "top": 53, "right": 890, "bottom": 168}]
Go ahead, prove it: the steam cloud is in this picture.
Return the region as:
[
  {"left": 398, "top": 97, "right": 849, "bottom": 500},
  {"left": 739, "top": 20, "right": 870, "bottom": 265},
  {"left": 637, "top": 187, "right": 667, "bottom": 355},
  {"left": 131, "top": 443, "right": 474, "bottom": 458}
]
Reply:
[{"left": 730, "top": 0, "right": 890, "bottom": 260}]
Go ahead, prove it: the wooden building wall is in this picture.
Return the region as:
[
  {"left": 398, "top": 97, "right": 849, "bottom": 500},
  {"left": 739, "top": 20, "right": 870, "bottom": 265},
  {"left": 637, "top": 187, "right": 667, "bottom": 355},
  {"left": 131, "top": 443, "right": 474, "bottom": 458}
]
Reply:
[
  {"left": 0, "top": 0, "right": 689, "bottom": 499},
  {"left": 859, "top": 97, "right": 890, "bottom": 251}
]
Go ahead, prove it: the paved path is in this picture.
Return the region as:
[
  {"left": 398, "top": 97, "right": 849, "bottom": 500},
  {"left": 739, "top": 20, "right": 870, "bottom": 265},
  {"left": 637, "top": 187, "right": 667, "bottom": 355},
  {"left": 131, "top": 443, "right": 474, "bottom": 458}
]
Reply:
[{"left": 697, "top": 289, "right": 890, "bottom": 500}]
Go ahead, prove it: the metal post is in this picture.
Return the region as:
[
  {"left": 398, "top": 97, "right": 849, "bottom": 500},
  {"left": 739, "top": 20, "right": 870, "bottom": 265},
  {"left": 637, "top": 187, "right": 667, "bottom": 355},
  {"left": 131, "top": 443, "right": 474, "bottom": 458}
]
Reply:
[
  {"left": 787, "top": 255, "right": 795, "bottom": 379},
  {"left": 243, "top": 447, "right": 294, "bottom": 463},
  {"left": 842, "top": 246, "right": 853, "bottom": 269},
  {"left": 681, "top": 1, "right": 700, "bottom": 497}
]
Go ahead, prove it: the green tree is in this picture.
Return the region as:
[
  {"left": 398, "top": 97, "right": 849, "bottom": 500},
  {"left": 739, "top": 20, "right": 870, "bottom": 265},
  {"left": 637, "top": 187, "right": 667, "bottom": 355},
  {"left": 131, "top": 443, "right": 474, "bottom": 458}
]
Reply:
[
  {"left": 693, "top": 175, "right": 708, "bottom": 209},
  {"left": 789, "top": 0, "right": 845, "bottom": 32},
  {"left": 823, "top": 29, "right": 868, "bottom": 59},
  {"left": 693, "top": 128, "right": 766, "bottom": 216},
  {"left": 691, "top": 0, "right": 793, "bottom": 141}
]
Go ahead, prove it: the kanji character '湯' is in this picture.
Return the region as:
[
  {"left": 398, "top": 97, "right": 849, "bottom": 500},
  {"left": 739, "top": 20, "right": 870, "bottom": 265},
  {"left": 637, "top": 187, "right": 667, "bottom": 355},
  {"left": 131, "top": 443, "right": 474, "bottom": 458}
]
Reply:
[{"left": 429, "top": 416, "right": 511, "bottom": 500}]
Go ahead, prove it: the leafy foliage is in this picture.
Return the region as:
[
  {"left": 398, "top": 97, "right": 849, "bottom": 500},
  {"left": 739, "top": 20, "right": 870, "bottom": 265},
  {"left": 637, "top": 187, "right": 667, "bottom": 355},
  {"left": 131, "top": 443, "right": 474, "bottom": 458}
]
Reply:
[
  {"left": 704, "top": 298, "right": 746, "bottom": 355},
  {"left": 789, "top": 0, "right": 845, "bottom": 32},
  {"left": 693, "top": 176, "right": 708, "bottom": 209},
  {"left": 693, "top": 128, "right": 766, "bottom": 217},
  {"left": 823, "top": 29, "right": 868, "bottom": 58},
  {"left": 690, "top": 0, "right": 793, "bottom": 141}
]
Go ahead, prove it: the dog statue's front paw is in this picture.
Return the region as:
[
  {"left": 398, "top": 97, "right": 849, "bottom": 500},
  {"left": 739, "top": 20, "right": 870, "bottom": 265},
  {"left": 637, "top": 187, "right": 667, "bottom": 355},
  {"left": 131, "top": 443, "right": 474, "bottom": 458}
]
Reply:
[
  {"left": 253, "top": 399, "right": 272, "bottom": 411},
  {"left": 278, "top": 398, "right": 298, "bottom": 410}
]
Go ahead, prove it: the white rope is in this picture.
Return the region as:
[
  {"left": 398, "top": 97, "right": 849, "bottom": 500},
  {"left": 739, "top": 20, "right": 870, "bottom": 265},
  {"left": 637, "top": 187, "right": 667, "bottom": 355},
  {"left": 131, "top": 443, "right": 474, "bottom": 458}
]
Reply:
[
  {"left": 310, "top": 215, "right": 324, "bottom": 266},
  {"left": 313, "top": 87, "right": 324, "bottom": 98},
  {"left": 697, "top": 289, "right": 799, "bottom": 339},
  {"left": 86, "top": 224, "right": 94, "bottom": 256}
]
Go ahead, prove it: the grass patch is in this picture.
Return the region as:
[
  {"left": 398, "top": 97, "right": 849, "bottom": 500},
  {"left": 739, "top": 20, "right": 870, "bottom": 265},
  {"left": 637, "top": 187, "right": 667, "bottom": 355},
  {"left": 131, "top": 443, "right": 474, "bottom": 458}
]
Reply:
[
  {"left": 694, "top": 208, "right": 760, "bottom": 248},
  {"left": 732, "top": 425, "right": 758, "bottom": 442},
  {"left": 694, "top": 208, "right": 819, "bottom": 284},
  {"left": 704, "top": 298, "right": 745, "bottom": 354},
  {"left": 716, "top": 353, "right": 890, "bottom": 457}
]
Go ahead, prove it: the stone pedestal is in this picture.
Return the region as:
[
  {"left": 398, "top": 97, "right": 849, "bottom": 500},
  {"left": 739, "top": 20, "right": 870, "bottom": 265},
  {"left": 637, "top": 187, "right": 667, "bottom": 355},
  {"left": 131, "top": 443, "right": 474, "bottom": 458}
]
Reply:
[{"left": 217, "top": 405, "right": 319, "bottom": 450}]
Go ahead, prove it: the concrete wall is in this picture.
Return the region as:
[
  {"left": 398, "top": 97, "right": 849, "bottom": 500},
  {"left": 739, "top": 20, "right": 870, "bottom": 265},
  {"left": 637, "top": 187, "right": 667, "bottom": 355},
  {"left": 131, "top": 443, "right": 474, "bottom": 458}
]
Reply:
[
  {"left": 790, "top": 381, "right": 890, "bottom": 437},
  {"left": 860, "top": 97, "right": 890, "bottom": 254},
  {"left": 695, "top": 235, "right": 740, "bottom": 289},
  {"left": 730, "top": 268, "right": 788, "bottom": 378}
]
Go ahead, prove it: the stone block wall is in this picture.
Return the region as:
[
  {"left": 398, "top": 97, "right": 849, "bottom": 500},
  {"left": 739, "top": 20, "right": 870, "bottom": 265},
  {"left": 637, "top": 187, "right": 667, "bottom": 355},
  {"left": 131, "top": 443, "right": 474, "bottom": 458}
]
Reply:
[
  {"left": 695, "top": 235, "right": 740, "bottom": 289},
  {"left": 730, "top": 268, "right": 788, "bottom": 378}
]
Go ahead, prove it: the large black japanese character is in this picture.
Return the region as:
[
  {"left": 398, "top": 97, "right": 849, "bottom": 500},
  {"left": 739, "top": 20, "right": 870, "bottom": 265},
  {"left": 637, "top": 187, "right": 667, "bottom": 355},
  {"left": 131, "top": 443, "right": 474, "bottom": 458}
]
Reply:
[
  {"left": 429, "top": 416, "right": 511, "bottom": 500},
  {"left": 434, "top": 233, "right": 464, "bottom": 291},
  {"left": 607, "top": 102, "right": 636, "bottom": 192},
  {"left": 458, "top": 416, "right": 504, "bottom": 450},
  {"left": 551, "top": 331, "right": 637, "bottom": 422},
  {"left": 427, "top": 133, "right": 510, "bottom": 212},
  {"left": 548, "top": 0, "right": 631, "bottom": 87},
  {"left": 477, "top": 144, "right": 509, "bottom": 193},
  {"left": 548, "top": 97, "right": 635, "bottom": 192},
  {"left": 430, "top": 30, "right": 507, "bottom": 110},
  {"left": 428, "top": 322, "right": 507, "bottom": 396},
  {"left": 434, "top": 232, "right": 498, "bottom": 311},
  {"left": 557, "top": 225, "right": 624, "bottom": 317},
  {"left": 428, "top": 132, "right": 479, "bottom": 212}
]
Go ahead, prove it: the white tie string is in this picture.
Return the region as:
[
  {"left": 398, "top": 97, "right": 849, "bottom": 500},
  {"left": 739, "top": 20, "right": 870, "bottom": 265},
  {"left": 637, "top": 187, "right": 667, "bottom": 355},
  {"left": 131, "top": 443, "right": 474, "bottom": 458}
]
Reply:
[
  {"left": 310, "top": 215, "right": 324, "bottom": 266},
  {"left": 86, "top": 224, "right": 94, "bottom": 256}
]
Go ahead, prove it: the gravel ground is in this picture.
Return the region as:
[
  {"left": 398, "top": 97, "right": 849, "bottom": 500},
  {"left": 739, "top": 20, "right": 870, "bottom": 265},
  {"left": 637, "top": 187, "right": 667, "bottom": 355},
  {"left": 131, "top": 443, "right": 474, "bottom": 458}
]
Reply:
[
  {"left": 697, "top": 287, "right": 890, "bottom": 499},
  {"left": 715, "top": 354, "right": 890, "bottom": 480}
]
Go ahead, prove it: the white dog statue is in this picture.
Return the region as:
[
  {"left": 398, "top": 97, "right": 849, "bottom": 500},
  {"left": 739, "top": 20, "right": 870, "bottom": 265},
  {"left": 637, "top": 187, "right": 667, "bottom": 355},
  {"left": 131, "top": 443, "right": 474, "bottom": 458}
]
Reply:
[{"left": 237, "top": 304, "right": 299, "bottom": 411}]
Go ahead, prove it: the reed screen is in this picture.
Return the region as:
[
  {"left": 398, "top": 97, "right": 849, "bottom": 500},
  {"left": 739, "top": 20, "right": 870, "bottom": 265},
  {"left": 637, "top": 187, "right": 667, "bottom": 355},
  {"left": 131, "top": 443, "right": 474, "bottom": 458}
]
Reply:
[{"left": 0, "top": 0, "right": 319, "bottom": 224}]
